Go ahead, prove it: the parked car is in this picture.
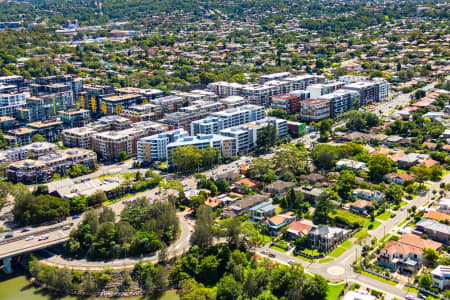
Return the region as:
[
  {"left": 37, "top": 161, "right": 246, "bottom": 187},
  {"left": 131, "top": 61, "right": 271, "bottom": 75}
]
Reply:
[
  {"left": 62, "top": 225, "right": 71, "bottom": 230},
  {"left": 21, "top": 228, "right": 30, "bottom": 233},
  {"left": 4, "top": 233, "right": 13, "bottom": 239},
  {"left": 418, "top": 293, "right": 426, "bottom": 299},
  {"left": 38, "top": 235, "right": 49, "bottom": 241},
  {"left": 391, "top": 213, "right": 396, "bottom": 218},
  {"left": 405, "top": 295, "right": 415, "bottom": 300},
  {"left": 72, "top": 215, "right": 81, "bottom": 219},
  {"left": 269, "top": 253, "right": 276, "bottom": 258},
  {"left": 25, "top": 236, "right": 34, "bottom": 241},
  {"left": 288, "top": 260, "right": 295, "bottom": 265}
]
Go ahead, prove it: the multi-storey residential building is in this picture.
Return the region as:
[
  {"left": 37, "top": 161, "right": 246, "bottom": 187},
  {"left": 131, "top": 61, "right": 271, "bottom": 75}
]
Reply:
[
  {"left": 207, "top": 81, "right": 243, "bottom": 98},
  {"left": 99, "top": 94, "right": 142, "bottom": 115},
  {"left": 5, "top": 127, "right": 36, "bottom": 146},
  {"left": 258, "top": 72, "right": 291, "bottom": 84},
  {"left": 308, "top": 225, "right": 350, "bottom": 251},
  {"left": 137, "top": 129, "right": 188, "bottom": 163},
  {"left": 283, "top": 74, "right": 325, "bottom": 91},
  {"left": 191, "top": 118, "right": 225, "bottom": 135},
  {"left": 344, "top": 79, "right": 389, "bottom": 106},
  {"left": 219, "top": 126, "right": 250, "bottom": 154},
  {"left": 59, "top": 108, "right": 91, "bottom": 127},
  {"left": 271, "top": 94, "right": 301, "bottom": 113},
  {"left": 79, "top": 84, "right": 115, "bottom": 114},
  {"left": 318, "top": 89, "right": 360, "bottom": 118},
  {"left": 299, "top": 99, "right": 331, "bottom": 122},
  {"left": 373, "top": 77, "right": 389, "bottom": 101},
  {"left": 62, "top": 127, "right": 96, "bottom": 149},
  {"left": 211, "top": 105, "right": 265, "bottom": 128},
  {"left": 0, "top": 142, "right": 59, "bottom": 163},
  {"left": 162, "top": 111, "right": 205, "bottom": 132},
  {"left": 115, "top": 87, "right": 165, "bottom": 101},
  {"left": 243, "top": 117, "right": 288, "bottom": 141},
  {"left": 35, "top": 75, "right": 83, "bottom": 97},
  {"left": 24, "top": 91, "right": 74, "bottom": 121},
  {"left": 289, "top": 90, "right": 310, "bottom": 100},
  {"left": 0, "top": 116, "right": 16, "bottom": 131},
  {"left": 151, "top": 95, "right": 184, "bottom": 113},
  {"left": 306, "top": 82, "right": 345, "bottom": 98},
  {"left": 377, "top": 240, "right": 423, "bottom": 274},
  {"left": 121, "top": 103, "right": 163, "bottom": 122},
  {"left": 219, "top": 95, "right": 248, "bottom": 108},
  {"left": 167, "top": 134, "right": 237, "bottom": 162},
  {"left": 26, "top": 119, "right": 63, "bottom": 142},
  {"left": 0, "top": 75, "right": 25, "bottom": 91},
  {"left": 7, "top": 148, "right": 97, "bottom": 183},
  {"left": 241, "top": 84, "right": 271, "bottom": 106},
  {"left": 414, "top": 218, "right": 450, "bottom": 243},
  {"left": 0, "top": 92, "right": 27, "bottom": 117}
]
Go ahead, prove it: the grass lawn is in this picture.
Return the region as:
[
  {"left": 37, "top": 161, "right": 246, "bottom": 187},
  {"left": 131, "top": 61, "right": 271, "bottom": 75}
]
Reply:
[
  {"left": 377, "top": 211, "right": 392, "bottom": 221},
  {"left": 270, "top": 245, "right": 287, "bottom": 253},
  {"left": 302, "top": 248, "right": 322, "bottom": 256},
  {"left": 341, "top": 240, "right": 353, "bottom": 249},
  {"left": 330, "top": 209, "right": 369, "bottom": 227},
  {"left": 361, "top": 271, "right": 397, "bottom": 286},
  {"left": 326, "top": 283, "right": 346, "bottom": 300},
  {"left": 398, "top": 218, "right": 408, "bottom": 227},
  {"left": 402, "top": 286, "right": 419, "bottom": 293},
  {"left": 353, "top": 229, "right": 368, "bottom": 239},
  {"left": 365, "top": 220, "right": 381, "bottom": 230},
  {"left": 380, "top": 234, "right": 391, "bottom": 243},
  {"left": 293, "top": 253, "right": 313, "bottom": 262},
  {"left": 328, "top": 246, "right": 347, "bottom": 258},
  {"left": 319, "top": 258, "right": 334, "bottom": 263},
  {"left": 399, "top": 200, "right": 407, "bottom": 207}
]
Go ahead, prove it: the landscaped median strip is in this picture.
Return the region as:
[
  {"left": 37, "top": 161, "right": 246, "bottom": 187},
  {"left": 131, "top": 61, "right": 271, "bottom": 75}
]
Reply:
[
  {"left": 360, "top": 270, "right": 397, "bottom": 286},
  {"left": 319, "top": 257, "right": 333, "bottom": 263}
]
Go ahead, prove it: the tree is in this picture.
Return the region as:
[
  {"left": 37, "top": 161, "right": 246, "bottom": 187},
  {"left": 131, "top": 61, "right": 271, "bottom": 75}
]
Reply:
[
  {"left": 216, "top": 274, "right": 240, "bottom": 300},
  {"left": 367, "top": 154, "right": 394, "bottom": 181},
  {"left": 313, "top": 192, "right": 334, "bottom": 225},
  {"left": 302, "top": 275, "right": 328, "bottom": 300},
  {"left": 423, "top": 248, "right": 439, "bottom": 265},
  {"left": 223, "top": 217, "right": 241, "bottom": 249},
  {"left": 269, "top": 109, "right": 288, "bottom": 120},
  {"left": 99, "top": 206, "right": 115, "bottom": 223},
  {"left": 257, "top": 124, "right": 277, "bottom": 151},
  {"left": 311, "top": 144, "right": 337, "bottom": 170},
  {"left": 385, "top": 183, "right": 403, "bottom": 205},
  {"left": 335, "top": 170, "right": 356, "bottom": 200},
  {"left": 32, "top": 133, "right": 46, "bottom": 142},
  {"left": 418, "top": 273, "right": 432, "bottom": 289},
  {"left": 190, "top": 205, "right": 214, "bottom": 248},
  {"left": 119, "top": 151, "right": 128, "bottom": 161},
  {"left": 319, "top": 119, "right": 332, "bottom": 142},
  {"left": 411, "top": 164, "right": 430, "bottom": 187},
  {"left": 88, "top": 190, "right": 107, "bottom": 206}
]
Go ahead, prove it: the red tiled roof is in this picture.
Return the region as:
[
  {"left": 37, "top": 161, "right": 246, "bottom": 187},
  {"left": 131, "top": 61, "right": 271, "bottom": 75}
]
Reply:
[
  {"left": 385, "top": 172, "right": 415, "bottom": 181},
  {"left": 235, "top": 178, "right": 259, "bottom": 187},
  {"left": 351, "top": 199, "right": 372, "bottom": 209},
  {"left": 382, "top": 240, "right": 423, "bottom": 256},
  {"left": 288, "top": 219, "right": 313, "bottom": 235},
  {"left": 424, "top": 211, "right": 450, "bottom": 222},
  {"left": 399, "top": 233, "right": 442, "bottom": 250},
  {"left": 268, "top": 215, "right": 286, "bottom": 226}
]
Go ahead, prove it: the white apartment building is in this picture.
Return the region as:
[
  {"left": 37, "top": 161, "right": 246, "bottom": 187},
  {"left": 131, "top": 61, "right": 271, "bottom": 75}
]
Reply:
[
  {"left": 283, "top": 74, "right": 326, "bottom": 91},
  {"left": 0, "top": 142, "right": 59, "bottom": 163},
  {"left": 207, "top": 81, "right": 243, "bottom": 98},
  {"left": 219, "top": 126, "right": 251, "bottom": 154},
  {"left": 210, "top": 105, "right": 265, "bottom": 129},
  {"left": 137, "top": 129, "right": 188, "bottom": 163},
  {"left": 307, "top": 82, "right": 345, "bottom": 98},
  {"left": 219, "top": 95, "right": 248, "bottom": 108},
  {"left": 62, "top": 127, "right": 96, "bottom": 149},
  {"left": 258, "top": 72, "right": 291, "bottom": 84},
  {"left": 318, "top": 89, "right": 360, "bottom": 118},
  {"left": 0, "top": 92, "right": 27, "bottom": 117}
]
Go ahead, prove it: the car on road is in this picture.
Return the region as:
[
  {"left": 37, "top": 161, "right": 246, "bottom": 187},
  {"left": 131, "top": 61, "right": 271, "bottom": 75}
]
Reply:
[
  {"left": 72, "top": 215, "right": 81, "bottom": 219},
  {"left": 4, "top": 233, "right": 13, "bottom": 239},
  {"left": 25, "top": 236, "right": 34, "bottom": 241},
  {"left": 400, "top": 207, "right": 406, "bottom": 211},
  {"left": 38, "top": 235, "right": 49, "bottom": 241},
  {"left": 21, "top": 228, "right": 30, "bottom": 233},
  {"left": 288, "top": 260, "right": 295, "bottom": 265},
  {"left": 418, "top": 293, "right": 426, "bottom": 299},
  {"left": 391, "top": 213, "right": 396, "bottom": 218},
  {"left": 261, "top": 250, "right": 267, "bottom": 255},
  {"left": 269, "top": 253, "right": 276, "bottom": 258},
  {"left": 62, "top": 225, "right": 71, "bottom": 230},
  {"left": 405, "top": 295, "right": 415, "bottom": 300}
]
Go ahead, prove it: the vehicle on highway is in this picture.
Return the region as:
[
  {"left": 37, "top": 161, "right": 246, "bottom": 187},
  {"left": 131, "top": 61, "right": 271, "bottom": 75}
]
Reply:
[
  {"left": 391, "top": 213, "right": 396, "bottom": 218},
  {"left": 400, "top": 207, "right": 406, "bottom": 211},
  {"left": 38, "top": 235, "right": 49, "bottom": 241},
  {"left": 62, "top": 225, "right": 71, "bottom": 230},
  {"left": 261, "top": 250, "right": 267, "bottom": 255},
  {"left": 72, "top": 215, "right": 81, "bottom": 219},
  {"left": 269, "top": 253, "right": 276, "bottom": 258},
  {"left": 25, "top": 236, "right": 34, "bottom": 241},
  {"left": 4, "top": 233, "right": 13, "bottom": 239},
  {"left": 21, "top": 228, "right": 30, "bottom": 233},
  {"left": 418, "top": 293, "right": 426, "bottom": 299},
  {"left": 405, "top": 295, "right": 415, "bottom": 300},
  {"left": 288, "top": 260, "right": 295, "bottom": 265}
]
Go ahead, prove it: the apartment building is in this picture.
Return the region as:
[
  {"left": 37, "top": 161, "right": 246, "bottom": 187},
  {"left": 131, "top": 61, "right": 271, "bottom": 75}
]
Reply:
[
  {"left": 258, "top": 72, "right": 291, "bottom": 84},
  {"left": 137, "top": 129, "right": 188, "bottom": 163},
  {"left": 271, "top": 93, "right": 301, "bottom": 113},
  {"left": 219, "top": 126, "right": 250, "bottom": 154},
  {"left": 0, "top": 92, "right": 26, "bottom": 117},
  {"left": 0, "top": 75, "right": 25, "bottom": 91},
  {"left": 283, "top": 74, "right": 325, "bottom": 91},
  {"left": 162, "top": 111, "right": 205, "bottom": 132},
  {"left": 211, "top": 105, "right": 265, "bottom": 128},
  {"left": 79, "top": 84, "right": 115, "bottom": 114},
  {"left": 151, "top": 95, "right": 184, "bottom": 113},
  {"left": 99, "top": 93, "right": 142, "bottom": 115},
  {"left": 62, "top": 127, "right": 96, "bottom": 149},
  {"left": 306, "top": 82, "right": 345, "bottom": 98},
  {"left": 207, "top": 81, "right": 243, "bottom": 98},
  {"left": 431, "top": 265, "right": 450, "bottom": 290},
  {"left": 191, "top": 117, "right": 225, "bottom": 135},
  {"left": 0, "top": 116, "right": 16, "bottom": 131},
  {"left": 318, "top": 89, "right": 360, "bottom": 118},
  {"left": 121, "top": 103, "right": 163, "bottom": 122},
  {"left": 5, "top": 127, "right": 36, "bottom": 146},
  {"left": 35, "top": 75, "right": 83, "bottom": 97},
  {"left": 0, "top": 142, "right": 59, "bottom": 163},
  {"left": 7, "top": 148, "right": 97, "bottom": 183},
  {"left": 219, "top": 95, "right": 248, "bottom": 108},
  {"left": 167, "top": 134, "right": 238, "bottom": 161},
  {"left": 115, "top": 87, "right": 165, "bottom": 101},
  {"left": 299, "top": 99, "right": 331, "bottom": 122},
  {"left": 24, "top": 91, "right": 74, "bottom": 122},
  {"left": 26, "top": 119, "right": 63, "bottom": 142},
  {"left": 59, "top": 108, "right": 91, "bottom": 127},
  {"left": 243, "top": 117, "right": 288, "bottom": 141},
  {"left": 241, "top": 84, "right": 271, "bottom": 106},
  {"left": 289, "top": 90, "right": 310, "bottom": 100},
  {"left": 344, "top": 79, "right": 389, "bottom": 106}
]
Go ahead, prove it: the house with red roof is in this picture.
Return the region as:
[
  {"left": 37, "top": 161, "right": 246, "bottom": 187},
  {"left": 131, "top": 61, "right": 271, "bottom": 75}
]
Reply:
[
  {"left": 377, "top": 240, "right": 424, "bottom": 275},
  {"left": 286, "top": 218, "right": 314, "bottom": 239},
  {"left": 383, "top": 172, "right": 415, "bottom": 185}
]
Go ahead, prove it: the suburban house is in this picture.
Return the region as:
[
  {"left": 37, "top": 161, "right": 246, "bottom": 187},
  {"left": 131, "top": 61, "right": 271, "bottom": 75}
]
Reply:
[
  {"left": 223, "top": 194, "right": 269, "bottom": 218},
  {"left": 436, "top": 198, "right": 450, "bottom": 214},
  {"left": 263, "top": 180, "right": 296, "bottom": 197},
  {"left": 350, "top": 199, "right": 373, "bottom": 215},
  {"left": 234, "top": 178, "right": 260, "bottom": 193},
  {"left": 266, "top": 213, "right": 296, "bottom": 233},
  {"left": 249, "top": 201, "right": 276, "bottom": 221},
  {"left": 216, "top": 170, "right": 242, "bottom": 182},
  {"left": 204, "top": 197, "right": 223, "bottom": 210},
  {"left": 377, "top": 240, "right": 423, "bottom": 275},
  {"left": 308, "top": 225, "right": 350, "bottom": 251},
  {"left": 414, "top": 218, "right": 450, "bottom": 244},
  {"left": 431, "top": 265, "right": 450, "bottom": 290},
  {"left": 296, "top": 186, "right": 324, "bottom": 202},
  {"left": 423, "top": 210, "right": 450, "bottom": 222},
  {"left": 397, "top": 153, "right": 421, "bottom": 169},
  {"left": 286, "top": 218, "right": 314, "bottom": 239},
  {"left": 398, "top": 233, "right": 442, "bottom": 252},
  {"left": 351, "top": 188, "right": 385, "bottom": 202},
  {"left": 299, "top": 173, "right": 326, "bottom": 186},
  {"left": 383, "top": 172, "right": 415, "bottom": 185},
  {"left": 336, "top": 159, "right": 368, "bottom": 172}
]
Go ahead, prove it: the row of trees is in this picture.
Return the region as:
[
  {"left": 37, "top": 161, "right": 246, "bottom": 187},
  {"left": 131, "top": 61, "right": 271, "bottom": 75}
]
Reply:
[{"left": 170, "top": 145, "right": 221, "bottom": 174}]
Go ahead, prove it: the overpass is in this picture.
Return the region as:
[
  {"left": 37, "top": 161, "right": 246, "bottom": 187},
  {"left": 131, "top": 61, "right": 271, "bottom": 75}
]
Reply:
[{"left": 0, "top": 223, "right": 73, "bottom": 273}]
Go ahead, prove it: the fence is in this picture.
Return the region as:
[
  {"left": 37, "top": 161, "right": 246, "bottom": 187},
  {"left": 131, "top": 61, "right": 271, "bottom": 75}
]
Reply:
[{"left": 404, "top": 284, "right": 443, "bottom": 299}]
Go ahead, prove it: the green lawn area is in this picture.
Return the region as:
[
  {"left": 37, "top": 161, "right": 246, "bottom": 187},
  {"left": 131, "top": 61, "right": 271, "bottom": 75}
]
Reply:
[
  {"left": 293, "top": 253, "right": 314, "bottom": 262},
  {"left": 365, "top": 220, "right": 381, "bottom": 230},
  {"left": 330, "top": 209, "right": 369, "bottom": 228},
  {"left": 328, "top": 246, "right": 347, "bottom": 258},
  {"left": 353, "top": 229, "right": 368, "bottom": 239},
  {"left": 341, "top": 240, "right": 353, "bottom": 249},
  {"left": 377, "top": 211, "right": 392, "bottom": 221},
  {"left": 301, "top": 248, "right": 322, "bottom": 256},
  {"left": 399, "top": 200, "right": 407, "bottom": 207},
  {"left": 380, "top": 234, "right": 391, "bottom": 243},
  {"left": 326, "top": 283, "right": 346, "bottom": 300},
  {"left": 319, "top": 258, "right": 334, "bottom": 263},
  {"left": 361, "top": 271, "right": 397, "bottom": 286},
  {"left": 398, "top": 218, "right": 408, "bottom": 227},
  {"left": 270, "top": 245, "right": 287, "bottom": 253},
  {"left": 402, "top": 286, "right": 419, "bottom": 293}
]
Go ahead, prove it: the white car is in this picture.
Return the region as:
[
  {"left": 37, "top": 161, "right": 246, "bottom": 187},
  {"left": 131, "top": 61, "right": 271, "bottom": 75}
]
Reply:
[
  {"left": 62, "top": 225, "right": 71, "bottom": 230},
  {"left": 25, "top": 235, "right": 34, "bottom": 241},
  {"left": 38, "top": 235, "right": 49, "bottom": 241},
  {"left": 288, "top": 260, "right": 295, "bottom": 265}
]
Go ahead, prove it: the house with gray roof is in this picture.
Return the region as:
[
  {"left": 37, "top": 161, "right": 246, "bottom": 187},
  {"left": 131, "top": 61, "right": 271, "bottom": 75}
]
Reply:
[
  {"left": 415, "top": 218, "right": 450, "bottom": 244},
  {"left": 308, "top": 225, "right": 350, "bottom": 251}
]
